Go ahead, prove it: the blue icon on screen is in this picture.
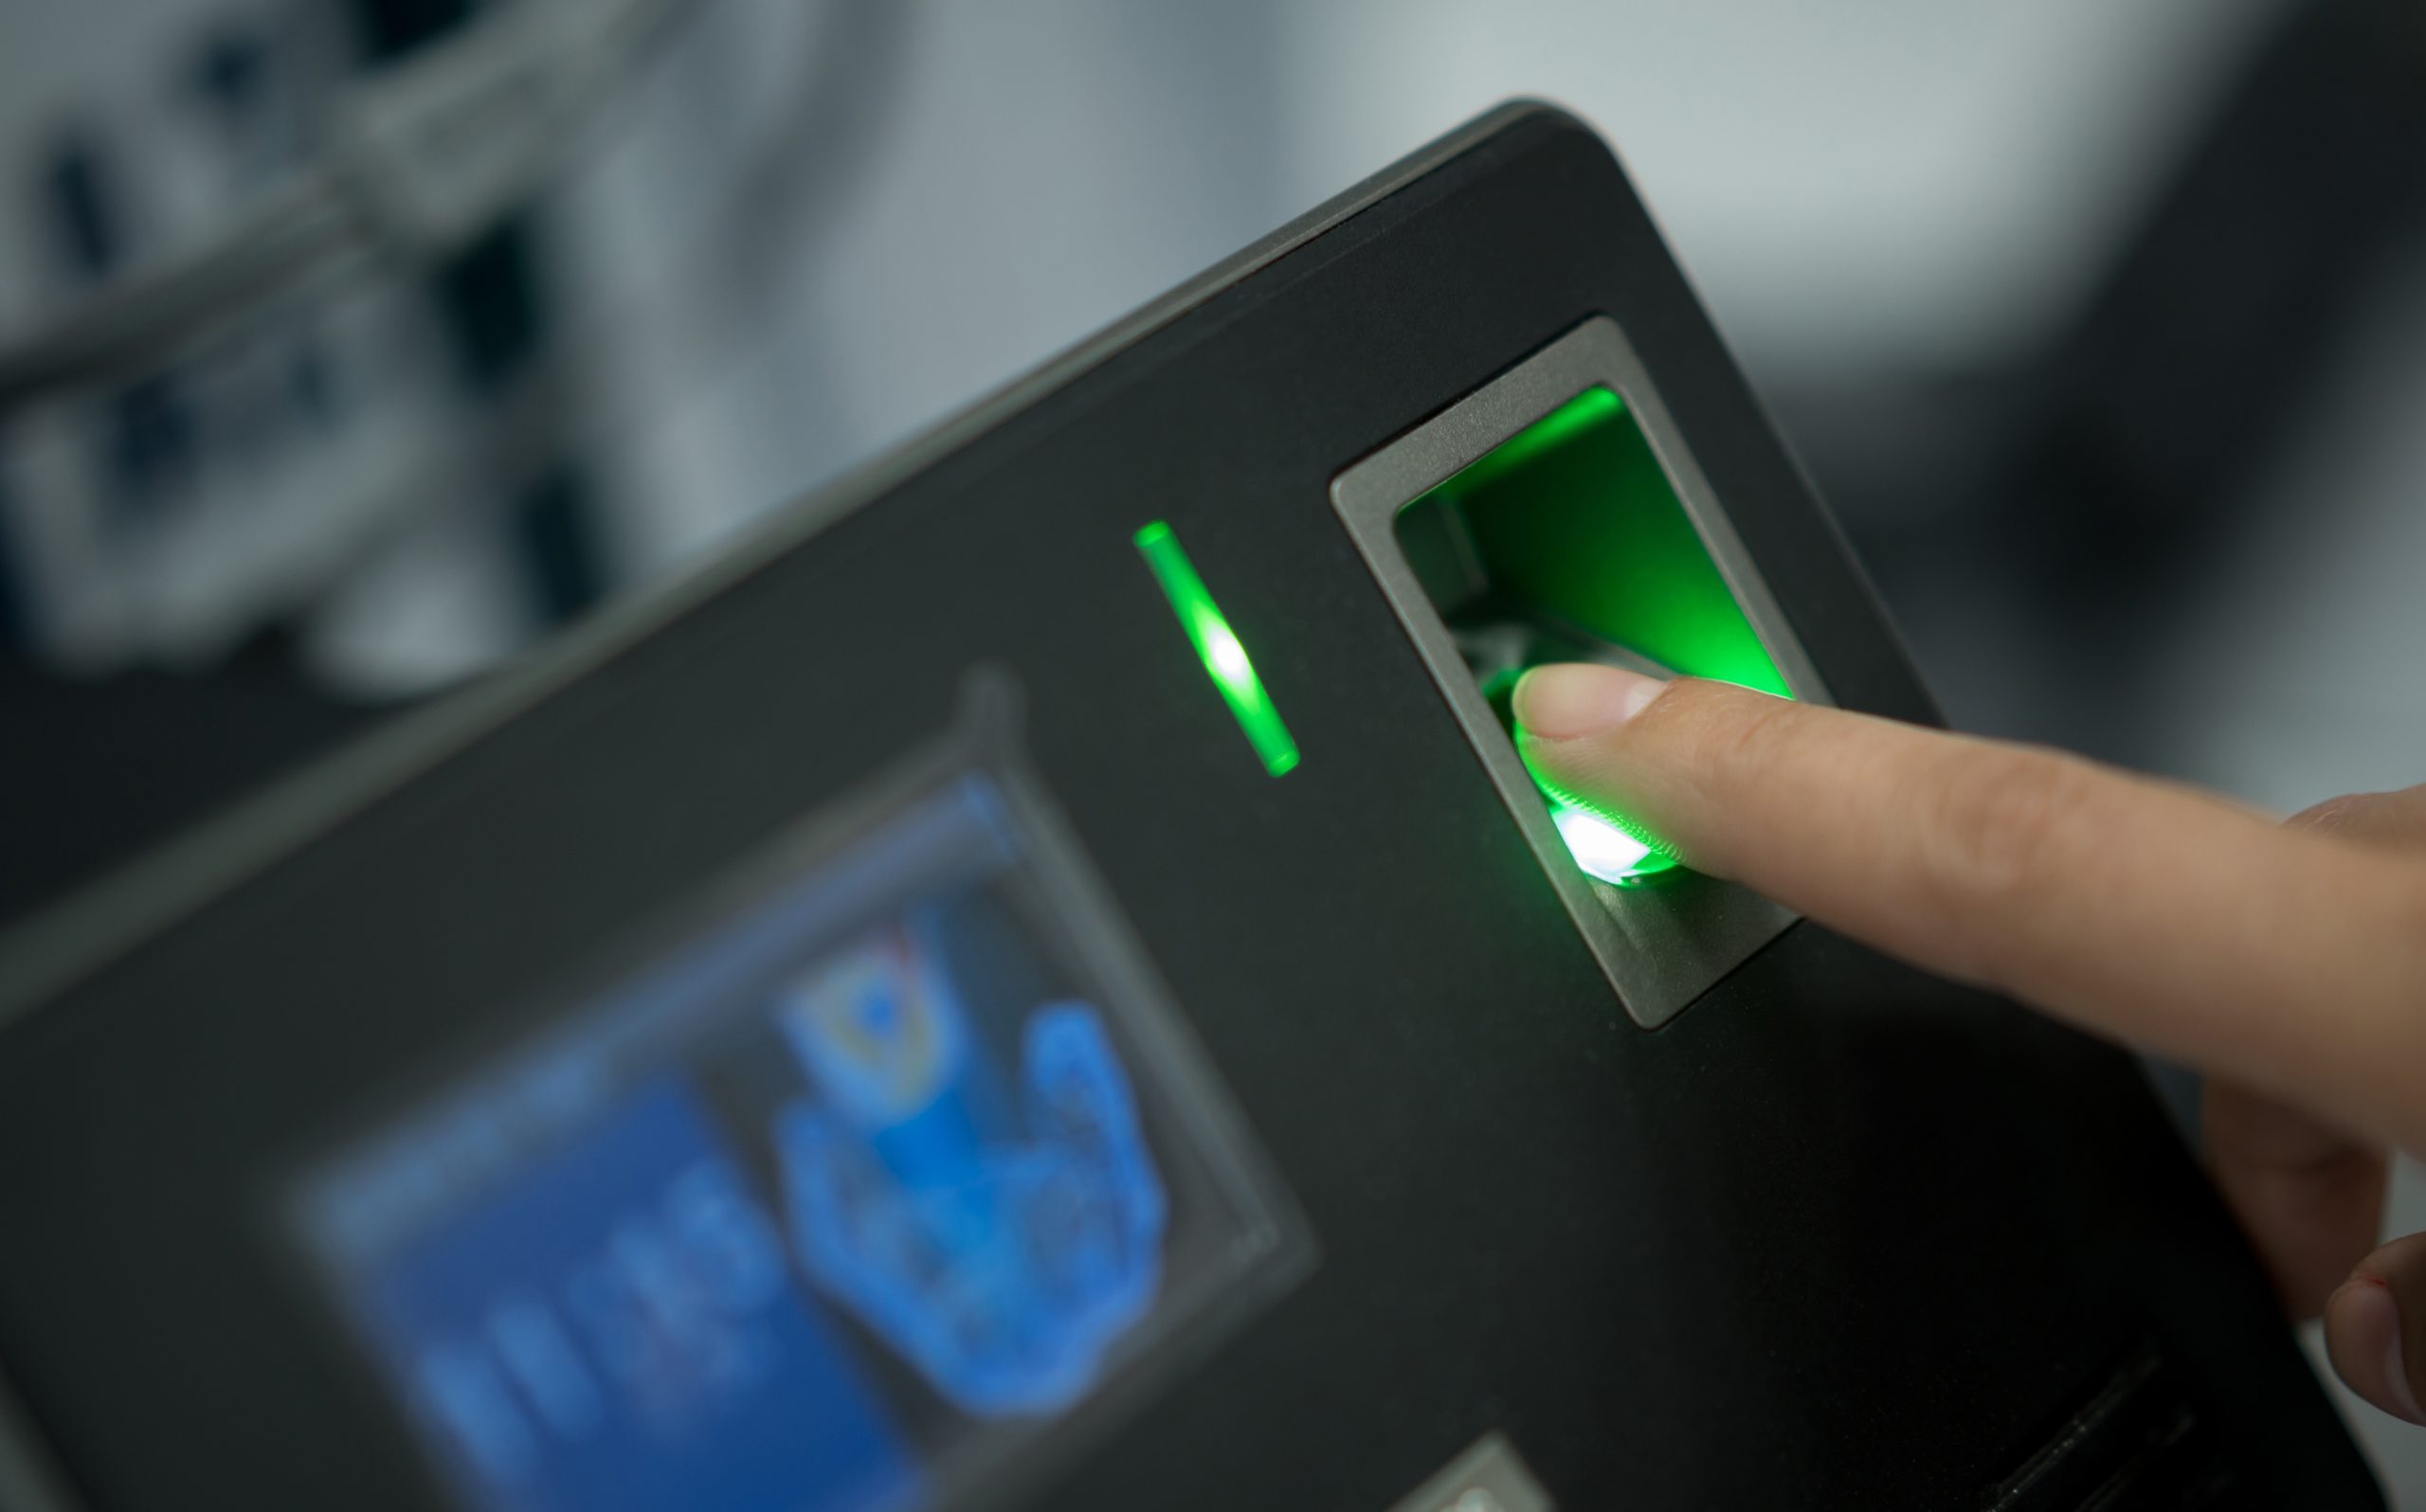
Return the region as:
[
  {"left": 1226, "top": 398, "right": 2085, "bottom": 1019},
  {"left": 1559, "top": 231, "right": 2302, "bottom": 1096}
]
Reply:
[
  {"left": 772, "top": 916, "right": 1168, "bottom": 1417},
  {"left": 361, "top": 1082, "right": 923, "bottom": 1512}
]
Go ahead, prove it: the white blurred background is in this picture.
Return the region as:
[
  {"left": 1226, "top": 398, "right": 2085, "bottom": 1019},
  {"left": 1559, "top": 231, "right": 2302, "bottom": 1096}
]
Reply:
[{"left": 0, "top": 0, "right": 2421, "bottom": 1497}]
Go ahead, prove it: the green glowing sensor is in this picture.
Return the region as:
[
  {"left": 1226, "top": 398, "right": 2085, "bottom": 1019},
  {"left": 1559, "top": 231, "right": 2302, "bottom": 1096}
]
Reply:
[
  {"left": 1549, "top": 803, "right": 1678, "bottom": 886},
  {"left": 1134, "top": 521, "right": 1301, "bottom": 777},
  {"left": 1403, "top": 386, "right": 1795, "bottom": 883}
]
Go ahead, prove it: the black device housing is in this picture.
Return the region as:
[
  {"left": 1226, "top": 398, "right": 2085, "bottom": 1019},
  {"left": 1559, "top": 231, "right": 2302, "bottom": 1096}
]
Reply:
[{"left": 0, "top": 104, "right": 2381, "bottom": 1511}]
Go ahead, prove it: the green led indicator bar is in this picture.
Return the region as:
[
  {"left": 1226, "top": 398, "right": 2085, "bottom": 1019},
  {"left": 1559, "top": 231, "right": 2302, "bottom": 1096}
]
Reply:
[{"left": 1134, "top": 521, "right": 1300, "bottom": 777}]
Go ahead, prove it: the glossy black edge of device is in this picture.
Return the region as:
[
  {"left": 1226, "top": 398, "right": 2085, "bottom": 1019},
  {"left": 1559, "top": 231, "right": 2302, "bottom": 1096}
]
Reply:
[
  {"left": 0, "top": 100, "right": 1576, "bottom": 1025},
  {"left": 0, "top": 1362, "right": 76, "bottom": 1512}
]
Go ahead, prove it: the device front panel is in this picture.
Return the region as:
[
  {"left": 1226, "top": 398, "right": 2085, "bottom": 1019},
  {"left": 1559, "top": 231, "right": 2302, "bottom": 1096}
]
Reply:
[{"left": 0, "top": 111, "right": 2372, "bottom": 1512}]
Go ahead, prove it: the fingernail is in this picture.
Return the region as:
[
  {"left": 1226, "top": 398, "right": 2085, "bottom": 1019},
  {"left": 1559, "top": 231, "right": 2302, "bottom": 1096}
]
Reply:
[
  {"left": 2381, "top": 1284, "right": 2426, "bottom": 1426},
  {"left": 1513, "top": 663, "right": 1666, "bottom": 741},
  {"left": 2347, "top": 1278, "right": 2426, "bottom": 1426}
]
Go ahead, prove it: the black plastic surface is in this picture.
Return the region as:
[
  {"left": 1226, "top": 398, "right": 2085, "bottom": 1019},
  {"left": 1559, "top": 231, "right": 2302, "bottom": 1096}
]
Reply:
[{"left": 0, "top": 106, "right": 2381, "bottom": 1510}]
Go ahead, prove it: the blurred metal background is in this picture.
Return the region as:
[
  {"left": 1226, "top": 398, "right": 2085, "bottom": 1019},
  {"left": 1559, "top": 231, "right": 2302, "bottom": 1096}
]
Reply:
[{"left": 1, "top": 0, "right": 2421, "bottom": 1494}]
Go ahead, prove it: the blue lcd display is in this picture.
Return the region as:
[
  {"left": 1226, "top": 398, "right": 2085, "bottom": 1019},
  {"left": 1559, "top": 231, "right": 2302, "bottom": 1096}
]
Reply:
[
  {"left": 296, "top": 774, "right": 1291, "bottom": 1512},
  {"left": 360, "top": 1080, "right": 921, "bottom": 1512}
]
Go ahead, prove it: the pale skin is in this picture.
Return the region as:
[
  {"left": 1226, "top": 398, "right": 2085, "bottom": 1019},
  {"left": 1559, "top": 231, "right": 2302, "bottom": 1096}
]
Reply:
[{"left": 1513, "top": 661, "right": 2426, "bottom": 1427}]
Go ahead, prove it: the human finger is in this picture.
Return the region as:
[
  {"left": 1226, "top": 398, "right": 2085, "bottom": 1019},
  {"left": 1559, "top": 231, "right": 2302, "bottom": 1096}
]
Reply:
[{"left": 1513, "top": 665, "right": 2426, "bottom": 1157}]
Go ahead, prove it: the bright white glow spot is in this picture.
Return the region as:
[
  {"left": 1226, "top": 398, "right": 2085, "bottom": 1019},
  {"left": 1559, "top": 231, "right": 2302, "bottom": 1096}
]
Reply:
[
  {"left": 1204, "top": 624, "right": 1253, "bottom": 685},
  {"left": 1553, "top": 805, "right": 1657, "bottom": 883}
]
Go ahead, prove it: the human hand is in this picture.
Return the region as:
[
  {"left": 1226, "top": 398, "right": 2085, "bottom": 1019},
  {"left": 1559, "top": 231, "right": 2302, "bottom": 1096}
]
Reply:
[{"left": 1513, "top": 662, "right": 2426, "bottom": 1427}]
